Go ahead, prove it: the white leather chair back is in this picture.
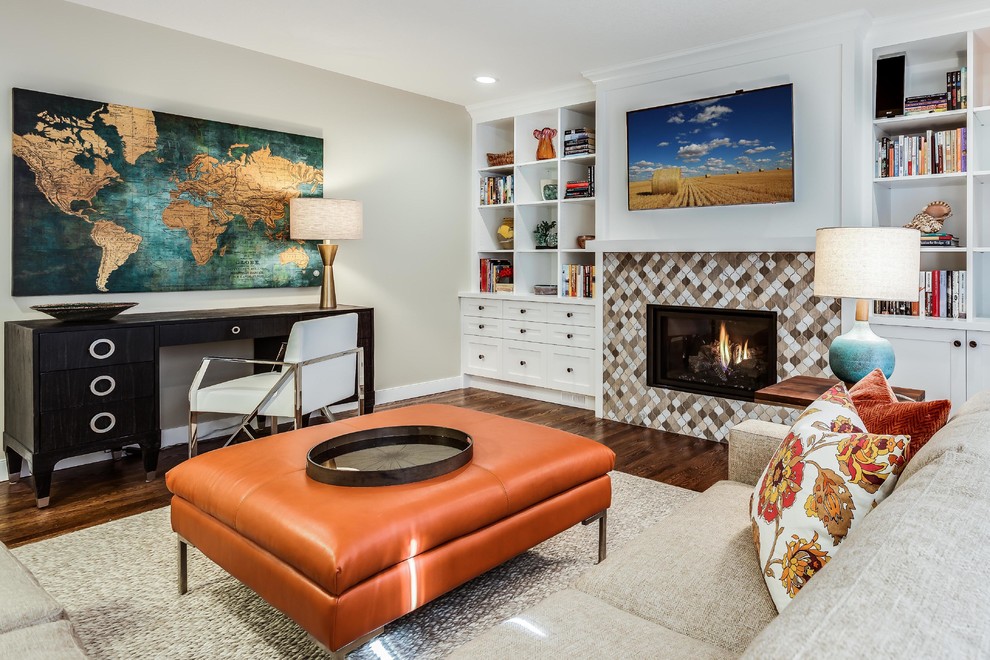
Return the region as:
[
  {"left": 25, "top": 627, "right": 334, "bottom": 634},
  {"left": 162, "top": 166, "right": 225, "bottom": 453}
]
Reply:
[{"left": 282, "top": 313, "right": 358, "bottom": 414}]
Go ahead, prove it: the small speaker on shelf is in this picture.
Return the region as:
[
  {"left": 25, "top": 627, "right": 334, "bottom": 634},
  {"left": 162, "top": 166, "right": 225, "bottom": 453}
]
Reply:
[{"left": 875, "top": 53, "right": 906, "bottom": 119}]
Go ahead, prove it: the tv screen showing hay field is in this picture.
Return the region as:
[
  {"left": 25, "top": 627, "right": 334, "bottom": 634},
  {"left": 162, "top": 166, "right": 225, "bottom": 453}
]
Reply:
[{"left": 627, "top": 84, "right": 794, "bottom": 211}]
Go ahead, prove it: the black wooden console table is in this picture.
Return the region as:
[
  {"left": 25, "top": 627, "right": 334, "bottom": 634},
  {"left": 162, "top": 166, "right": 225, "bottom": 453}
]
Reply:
[{"left": 4, "top": 304, "right": 374, "bottom": 507}]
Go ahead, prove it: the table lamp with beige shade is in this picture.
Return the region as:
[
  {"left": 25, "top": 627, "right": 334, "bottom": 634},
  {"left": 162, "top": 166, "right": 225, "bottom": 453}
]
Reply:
[
  {"left": 289, "top": 198, "right": 363, "bottom": 309},
  {"left": 813, "top": 226, "right": 921, "bottom": 383}
]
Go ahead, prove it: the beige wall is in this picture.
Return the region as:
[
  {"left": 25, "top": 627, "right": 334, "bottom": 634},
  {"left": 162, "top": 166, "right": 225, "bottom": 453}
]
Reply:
[{"left": 0, "top": 1, "right": 470, "bottom": 442}]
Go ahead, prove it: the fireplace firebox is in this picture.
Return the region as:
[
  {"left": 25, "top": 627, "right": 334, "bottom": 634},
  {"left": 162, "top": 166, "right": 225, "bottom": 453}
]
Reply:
[{"left": 647, "top": 305, "right": 777, "bottom": 401}]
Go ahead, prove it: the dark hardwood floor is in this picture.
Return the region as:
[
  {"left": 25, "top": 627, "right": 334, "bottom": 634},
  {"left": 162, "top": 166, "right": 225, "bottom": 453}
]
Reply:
[{"left": 0, "top": 388, "right": 727, "bottom": 548}]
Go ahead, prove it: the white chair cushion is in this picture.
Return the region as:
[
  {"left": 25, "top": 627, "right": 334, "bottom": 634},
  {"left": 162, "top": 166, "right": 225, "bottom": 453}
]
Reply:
[{"left": 192, "top": 372, "right": 288, "bottom": 416}]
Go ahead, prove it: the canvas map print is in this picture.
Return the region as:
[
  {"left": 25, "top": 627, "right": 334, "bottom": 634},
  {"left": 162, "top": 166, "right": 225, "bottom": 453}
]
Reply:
[
  {"left": 627, "top": 84, "right": 794, "bottom": 210},
  {"left": 11, "top": 88, "right": 324, "bottom": 295}
]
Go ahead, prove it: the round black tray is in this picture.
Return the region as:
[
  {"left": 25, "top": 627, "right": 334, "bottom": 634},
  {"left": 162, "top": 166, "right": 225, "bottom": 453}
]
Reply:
[
  {"left": 306, "top": 425, "right": 473, "bottom": 487},
  {"left": 31, "top": 302, "right": 138, "bottom": 321}
]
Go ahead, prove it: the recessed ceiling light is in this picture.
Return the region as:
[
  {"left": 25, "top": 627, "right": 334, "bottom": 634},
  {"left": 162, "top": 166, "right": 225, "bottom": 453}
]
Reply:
[{"left": 475, "top": 76, "right": 498, "bottom": 84}]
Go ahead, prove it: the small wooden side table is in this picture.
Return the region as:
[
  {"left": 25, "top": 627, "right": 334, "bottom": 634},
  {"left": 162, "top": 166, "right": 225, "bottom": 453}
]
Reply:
[{"left": 754, "top": 375, "right": 925, "bottom": 410}]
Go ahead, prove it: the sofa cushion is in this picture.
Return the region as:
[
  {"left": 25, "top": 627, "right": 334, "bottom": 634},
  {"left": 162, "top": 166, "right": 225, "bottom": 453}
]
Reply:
[
  {"left": 574, "top": 480, "right": 775, "bottom": 654},
  {"left": 899, "top": 389, "right": 990, "bottom": 486},
  {"left": 0, "top": 544, "right": 65, "bottom": 633},
  {"left": 743, "top": 447, "right": 990, "bottom": 659},
  {"left": 450, "top": 589, "right": 731, "bottom": 659},
  {"left": 0, "top": 620, "right": 86, "bottom": 659},
  {"left": 849, "top": 368, "right": 950, "bottom": 454},
  {"left": 751, "top": 384, "right": 908, "bottom": 611}
]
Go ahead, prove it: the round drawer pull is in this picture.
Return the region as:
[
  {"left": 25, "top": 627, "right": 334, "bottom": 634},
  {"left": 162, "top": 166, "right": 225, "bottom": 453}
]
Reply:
[
  {"left": 231, "top": 325, "right": 242, "bottom": 335},
  {"left": 971, "top": 340, "right": 978, "bottom": 349},
  {"left": 478, "top": 305, "right": 485, "bottom": 310},
  {"left": 479, "top": 324, "right": 486, "bottom": 329},
  {"left": 566, "top": 367, "right": 574, "bottom": 373},
  {"left": 88, "top": 338, "right": 116, "bottom": 360},
  {"left": 954, "top": 340, "right": 962, "bottom": 347},
  {"left": 90, "top": 412, "right": 117, "bottom": 434},
  {"left": 519, "top": 360, "right": 526, "bottom": 366},
  {"left": 567, "top": 312, "right": 574, "bottom": 318},
  {"left": 90, "top": 375, "right": 116, "bottom": 397},
  {"left": 478, "top": 354, "right": 485, "bottom": 360},
  {"left": 520, "top": 329, "right": 527, "bottom": 334},
  {"left": 520, "top": 309, "right": 527, "bottom": 314},
  {"left": 567, "top": 333, "right": 574, "bottom": 339}
]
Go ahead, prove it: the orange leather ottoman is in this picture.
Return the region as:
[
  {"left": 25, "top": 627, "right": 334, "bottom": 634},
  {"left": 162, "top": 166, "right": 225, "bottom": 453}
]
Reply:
[{"left": 166, "top": 404, "right": 615, "bottom": 656}]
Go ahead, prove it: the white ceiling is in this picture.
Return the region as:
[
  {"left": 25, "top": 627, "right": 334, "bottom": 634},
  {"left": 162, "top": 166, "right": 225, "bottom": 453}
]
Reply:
[{"left": 65, "top": 0, "right": 973, "bottom": 107}]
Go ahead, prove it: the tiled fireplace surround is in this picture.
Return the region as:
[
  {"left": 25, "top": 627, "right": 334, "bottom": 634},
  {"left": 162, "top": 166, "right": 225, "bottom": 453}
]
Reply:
[{"left": 603, "top": 252, "right": 841, "bottom": 440}]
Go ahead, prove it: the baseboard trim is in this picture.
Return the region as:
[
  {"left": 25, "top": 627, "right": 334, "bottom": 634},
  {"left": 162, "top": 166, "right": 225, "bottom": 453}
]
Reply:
[
  {"left": 0, "top": 458, "right": 6, "bottom": 483},
  {"left": 374, "top": 375, "right": 465, "bottom": 405},
  {"left": 464, "top": 376, "right": 595, "bottom": 410}
]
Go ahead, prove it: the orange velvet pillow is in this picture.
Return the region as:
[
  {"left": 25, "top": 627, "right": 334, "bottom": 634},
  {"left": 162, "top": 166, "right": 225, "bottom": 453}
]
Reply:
[{"left": 848, "top": 369, "right": 950, "bottom": 455}]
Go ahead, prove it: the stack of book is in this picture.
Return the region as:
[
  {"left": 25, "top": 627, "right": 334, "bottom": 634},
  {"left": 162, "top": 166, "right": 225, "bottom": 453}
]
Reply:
[
  {"left": 873, "top": 270, "right": 966, "bottom": 319},
  {"left": 479, "top": 258, "right": 513, "bottom": 293},
  {"left": 479, "top": 174, "right": 513, "bottom": 205},
  {"left": 564, "top": 166, "right": 596, "bottom": 199},
  {"left": 561, "top": 264, "right": 595, "bottom": 298},
  {"left": 875, "top": 128, "right": 966, "bottom": 177},
  {"left": 921, "top": 232, "right": 959, "bottom": 247},
  {"left": 946, "top": 68, "right": 967, "bottom": 110},
  {"left": 904, "top": 93, "right": 948, "bottom": 115},
  {"left": 564, "top": 128, "right": 595, "bottom": 156}
]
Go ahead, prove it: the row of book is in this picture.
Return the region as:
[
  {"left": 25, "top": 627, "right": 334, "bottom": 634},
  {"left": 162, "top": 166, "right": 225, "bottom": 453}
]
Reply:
[
  {"left": 480, "top": 175, "right": 513, "bottom": 205},
  {"left": 563, "top": 127, "right": 595, "bottom": 156},
  {"left": 479, "top": 259, "right": 513, "bottom": 293},
  {"left": 901, "top": 68, "right": 968, "bottom": 115},
  {"left": 875, "top": 128, "right": 966, "bottom": 178},
  {"left": 921, "top": 232, "right": 959, "bottom": 247},
  {"left": 564, "top": 166, "right": 596, "bottom": 199},
  {"left": 873, "top": 270, "right": 967, "bottom": 319},
  {"left": 947, "top": 68, "right": 967, "bottom": 111},
  {"left": 562, "top": 265, "right": 595, "bottom": 298}
]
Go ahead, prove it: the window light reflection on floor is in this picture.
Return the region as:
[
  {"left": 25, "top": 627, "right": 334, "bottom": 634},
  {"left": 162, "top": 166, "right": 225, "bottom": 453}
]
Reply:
[
  {"left": 507, "top": 617, "right": 548, "bottom": 638},
  {"left": 370, "top": 640, "right": 395, "bottom": 660}
]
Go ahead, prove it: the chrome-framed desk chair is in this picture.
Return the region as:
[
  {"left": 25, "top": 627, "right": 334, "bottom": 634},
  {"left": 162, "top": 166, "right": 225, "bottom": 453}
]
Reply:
[{"left": 187, "top": 313, "right": 363, "bottom": 458}]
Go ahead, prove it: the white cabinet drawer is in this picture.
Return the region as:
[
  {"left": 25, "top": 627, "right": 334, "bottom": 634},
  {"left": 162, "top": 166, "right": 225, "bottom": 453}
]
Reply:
[
  {"left": 547, "top": 323, "right": 595, "bottom": 349},
  {"left": 502, "top": 339, "right": 546, "bottom": 387},
  {"left": 461, "top": 298, "right": 502, "bottom": 319},
  {"left": 503, "top": 301, "right": 547, "bottom": 323},
  {"left": 462, "top": 317, "right": 502, "bottom": 338},
  {"left": 463, "top": 337, "right": 501, "bottom": 378},
  {"left": 547, "top": 303, "right": 595, "bottom": 327},
  {"left": 503, "top": 319, "right": 547, "bottom": 343},
  {"left": 547, "top": 346, "right": 596, "bottom": 395}
]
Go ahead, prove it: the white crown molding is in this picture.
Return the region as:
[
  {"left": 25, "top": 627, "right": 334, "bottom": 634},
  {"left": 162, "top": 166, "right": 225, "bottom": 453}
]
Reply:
[
  {"left": 466, "top": 82, "right": 594, "bottom": 123},
  {"left": 867, "top": 2, "right": 990, "bottom": 47},
  {"left": 583, "top": 10, "right": 871, "bottom": 91}
]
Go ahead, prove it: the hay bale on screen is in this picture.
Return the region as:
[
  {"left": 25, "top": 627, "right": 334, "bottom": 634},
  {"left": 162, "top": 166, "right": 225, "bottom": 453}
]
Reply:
[{"left": 651, "top": 167, "right": 681, "bottom": 195}]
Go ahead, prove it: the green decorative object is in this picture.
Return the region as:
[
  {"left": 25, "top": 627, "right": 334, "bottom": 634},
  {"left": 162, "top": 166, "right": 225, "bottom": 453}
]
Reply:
[
  {"left": 12, "top": 88, "right": 324, "bottom": 294},
  {"left": 534, "top": 220, "right": 557, "bottom": 249},
  {"left": 541, "top": 179, "right": 558, "bottom": 201}
]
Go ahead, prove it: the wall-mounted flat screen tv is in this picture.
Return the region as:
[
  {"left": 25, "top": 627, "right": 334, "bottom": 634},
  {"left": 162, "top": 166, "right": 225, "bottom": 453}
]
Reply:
[{"left": 627, "top": 83, "right": 794, "bottom": 211}]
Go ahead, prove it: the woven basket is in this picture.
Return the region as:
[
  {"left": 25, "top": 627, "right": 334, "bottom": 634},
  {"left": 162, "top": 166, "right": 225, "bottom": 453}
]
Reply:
[{"left": 486, "top": 150, "right": 514, "bottom": 167}]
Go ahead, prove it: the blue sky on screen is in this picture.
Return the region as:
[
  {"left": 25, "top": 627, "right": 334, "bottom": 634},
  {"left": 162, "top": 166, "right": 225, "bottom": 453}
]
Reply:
[{"left": 627, "top": 84, "right": 793, "bottom": 181}]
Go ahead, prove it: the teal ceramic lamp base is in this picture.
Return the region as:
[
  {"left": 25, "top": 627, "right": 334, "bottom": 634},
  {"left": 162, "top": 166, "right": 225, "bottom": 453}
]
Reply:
[{"left": 828, "top": 319, "right": 895, "bottom": 383}]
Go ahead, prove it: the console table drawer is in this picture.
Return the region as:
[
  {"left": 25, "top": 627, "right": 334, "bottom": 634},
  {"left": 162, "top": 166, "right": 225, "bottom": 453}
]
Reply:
[
  {"left": 40, "top": 362, "right": 155, "bottom": 412},
  {"left": 38, "top": 397, "right": 155, "bottom": 452},
  {"left": 158, "top": 317, "right": 291, "bottom": 346},
  {"left": 39, "top": 327, "right": 155, "bottom": 372}
]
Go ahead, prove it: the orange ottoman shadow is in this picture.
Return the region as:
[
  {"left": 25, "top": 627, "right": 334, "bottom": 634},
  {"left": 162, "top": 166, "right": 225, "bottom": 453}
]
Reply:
[{"left": 166, "top": 404, "right": 615, "bottom": 656}]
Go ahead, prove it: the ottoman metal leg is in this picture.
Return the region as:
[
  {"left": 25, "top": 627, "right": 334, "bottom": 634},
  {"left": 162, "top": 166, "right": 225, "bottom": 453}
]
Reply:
[
  {"left": 582, "top": 509, "right": 608, "bottom": 563},
  {"left": 312, "top": 625, "right": 385, "bottom": 659},
  {"left": 177, "top": 536, "right": 188, "bottom": 595}
]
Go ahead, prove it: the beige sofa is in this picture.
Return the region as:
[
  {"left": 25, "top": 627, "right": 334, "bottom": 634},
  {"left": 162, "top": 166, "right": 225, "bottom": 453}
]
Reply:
[
  {"left": 454, "top": 391, "right": 990, "bottom": 658},
  {"left": 0, "top": 543, "right": 86, "bottom": 658}
]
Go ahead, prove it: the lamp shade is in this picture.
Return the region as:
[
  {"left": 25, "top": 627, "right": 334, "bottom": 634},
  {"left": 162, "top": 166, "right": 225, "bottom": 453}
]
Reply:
[
  {"left": 813, "top": 227, "right": 920, "bottom": 301},
  {"left": 289, "top": 198, "right": 363, "bottom": 240}
]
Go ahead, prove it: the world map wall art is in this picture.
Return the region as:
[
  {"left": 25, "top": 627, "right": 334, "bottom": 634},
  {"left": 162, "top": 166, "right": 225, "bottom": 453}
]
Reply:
[{"left": 11, "top": 88, "right": 325, "bottom": 295}]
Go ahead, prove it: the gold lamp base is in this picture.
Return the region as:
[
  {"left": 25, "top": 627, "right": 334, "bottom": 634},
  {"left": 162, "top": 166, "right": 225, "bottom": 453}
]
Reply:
[{"left": 318, "top": 243, "right": 339, "bottom": 309}]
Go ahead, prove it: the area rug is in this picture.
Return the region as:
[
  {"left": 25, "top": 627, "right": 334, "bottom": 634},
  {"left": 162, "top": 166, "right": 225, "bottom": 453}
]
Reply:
[{"left": 13, "top": 472, "right": 697, "bottom": 659}]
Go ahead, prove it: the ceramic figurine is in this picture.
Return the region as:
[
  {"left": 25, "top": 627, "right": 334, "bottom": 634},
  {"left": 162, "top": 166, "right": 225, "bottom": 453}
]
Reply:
[{"left": 533, "top": 127, "right": 557, "bottom": 160}]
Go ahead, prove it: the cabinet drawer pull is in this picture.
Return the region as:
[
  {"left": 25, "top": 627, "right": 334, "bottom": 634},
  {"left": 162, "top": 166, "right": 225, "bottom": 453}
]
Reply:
[
  {"left": 520, "top": 360, "right": 526, "bottom": 366},
  {"left": 567, "top": 333, "right": 574, "bottom": 339},
  {"left": 478, "top": 305, "right": 485, "bottom": 310},
  {"left": 520, "top": 309, "right": 527, "bottom": 314},
  {"left": 954, "top": 340, "right": 962, "bottom": 347},
  {"left": 478, "top": 324, "right": 485, "bottom": 329},
  {"left": 478, "top": 354, "right": 485, "bottom": 360},
  {"left": 567, "top": 312, "right": 574, "bottom": 318},
  {"left": 90, "top": 375, "right": 117, "bottom": 397},
  {"left": 971, "top": 340, "right": 978, "bottom": 349},
  {"left": 520, "top": 329, "right": 527, "bottom": 334},
  {"left": 90, "top": 412, "right": 117, "bottom": 434},
  {"left": 88, "top": 338, "right": 116, "bottom": 360},
  {"left": 567, "top": 367, "right": 574, "bottom": 373},
  {"left": 231, "top": 325, "right": 242, "bottom": 335}
]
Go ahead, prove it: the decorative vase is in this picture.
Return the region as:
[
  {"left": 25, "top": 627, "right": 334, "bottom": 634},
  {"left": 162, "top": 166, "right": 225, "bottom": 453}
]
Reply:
[
  {"left": 541, "top": 179, "right": 558, "bottom": 201},
  {"left": 496, "top": 218, "right": 514, "bottom": 249},
  {"left": 533, "top": 127, "right": 557, "bottom": 160}
]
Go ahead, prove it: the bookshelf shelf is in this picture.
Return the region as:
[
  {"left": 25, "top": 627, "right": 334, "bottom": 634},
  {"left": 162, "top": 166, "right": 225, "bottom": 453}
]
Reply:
[
  {"left": 478, "top": 164, "right": 515, "bottom": 174},
  {"left": 872, "top": 172, "right": 967, "bottom": 188},
  {"left": 873, "top": 109, "right": 967, "bottom": 133},
  {"left": 920, "top": 246, "right": 967, "bottom": 253}
]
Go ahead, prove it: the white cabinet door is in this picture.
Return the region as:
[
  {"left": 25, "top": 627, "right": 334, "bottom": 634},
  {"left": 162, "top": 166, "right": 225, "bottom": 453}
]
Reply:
[
  {"left": 966, "top": 331, "right": 990, "bottom": 399},
  {"left": 462, "top": 337, "right": 501, "bottom": 378},
  {"left": 547, "top": 346, "right": 596, "bottom": 395},
  {"left": 502, "top": 340, "right": 546, "bottom": 387},
  {"left": 873, "top": 324, "right": 967, "bottom": 409}
]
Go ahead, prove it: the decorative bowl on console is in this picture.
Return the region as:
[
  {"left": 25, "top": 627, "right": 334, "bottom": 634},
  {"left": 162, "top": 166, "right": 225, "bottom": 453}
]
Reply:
[{"left": 30, "top": 302, "right": 138, "bottom": 321}]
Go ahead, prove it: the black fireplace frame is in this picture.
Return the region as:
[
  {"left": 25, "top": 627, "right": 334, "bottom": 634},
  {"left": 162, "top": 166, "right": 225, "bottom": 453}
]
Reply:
[{"left": 646, "top": 304, "right": 778, "bottom": 402}]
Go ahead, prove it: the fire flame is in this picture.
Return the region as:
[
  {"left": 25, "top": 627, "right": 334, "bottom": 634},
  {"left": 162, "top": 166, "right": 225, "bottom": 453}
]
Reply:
[{"left": 718, "top": 322, "right": 749, "bottom": 369}]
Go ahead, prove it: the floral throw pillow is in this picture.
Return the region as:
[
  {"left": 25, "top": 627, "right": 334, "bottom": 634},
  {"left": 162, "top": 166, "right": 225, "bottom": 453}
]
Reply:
[{"left": 750, "top": 384, "right": 909, "bottom": 612}]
